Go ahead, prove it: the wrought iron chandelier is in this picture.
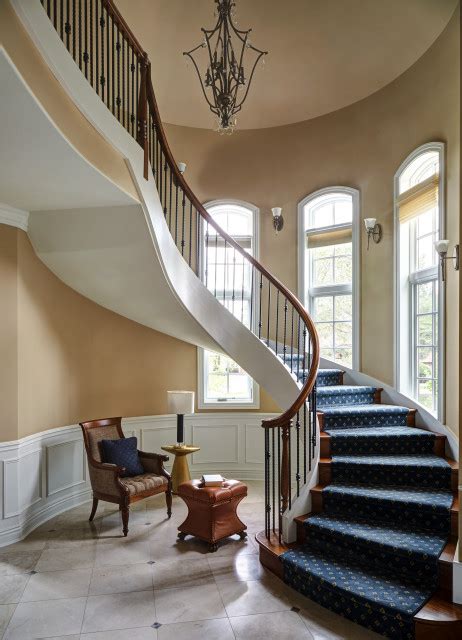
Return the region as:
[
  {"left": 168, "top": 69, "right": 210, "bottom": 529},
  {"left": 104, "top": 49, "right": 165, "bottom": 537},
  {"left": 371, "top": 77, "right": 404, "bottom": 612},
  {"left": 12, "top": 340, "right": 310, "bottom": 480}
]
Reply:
[{"left": 183, "top": 0, "right": 268, "bottom": 134}]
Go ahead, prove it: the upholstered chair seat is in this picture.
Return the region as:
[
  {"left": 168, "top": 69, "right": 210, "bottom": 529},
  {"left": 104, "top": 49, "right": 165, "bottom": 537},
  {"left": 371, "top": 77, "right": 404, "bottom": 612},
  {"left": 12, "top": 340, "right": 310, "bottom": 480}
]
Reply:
[{"left": 80, "top": 417, "right": 172, "bottom": 536}]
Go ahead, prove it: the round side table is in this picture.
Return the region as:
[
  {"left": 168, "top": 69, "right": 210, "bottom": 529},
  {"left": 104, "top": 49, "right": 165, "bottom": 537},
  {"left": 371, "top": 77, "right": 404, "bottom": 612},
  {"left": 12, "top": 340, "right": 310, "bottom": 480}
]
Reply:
[{"left": 161, "top": 445, "right": 200, "bottom": 493}]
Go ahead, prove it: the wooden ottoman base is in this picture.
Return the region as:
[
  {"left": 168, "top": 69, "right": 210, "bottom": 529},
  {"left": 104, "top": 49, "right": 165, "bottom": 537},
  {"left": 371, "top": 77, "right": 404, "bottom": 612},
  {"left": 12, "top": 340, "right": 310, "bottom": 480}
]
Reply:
[{"left": 177, "top": 479, "right": 247, "bottom": 552}]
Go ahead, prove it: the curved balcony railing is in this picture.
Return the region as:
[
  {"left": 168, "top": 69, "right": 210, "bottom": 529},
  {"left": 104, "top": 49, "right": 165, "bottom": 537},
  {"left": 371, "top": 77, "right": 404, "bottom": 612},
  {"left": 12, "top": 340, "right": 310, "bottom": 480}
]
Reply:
[{"left": 39, "top": 0, "right": 320, "bottom": 541}]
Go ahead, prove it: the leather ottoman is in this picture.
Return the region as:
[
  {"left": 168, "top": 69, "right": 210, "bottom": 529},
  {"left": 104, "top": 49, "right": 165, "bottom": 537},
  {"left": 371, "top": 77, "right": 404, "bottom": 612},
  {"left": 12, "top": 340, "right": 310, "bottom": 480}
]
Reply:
[{"left": 177, "top": 479, "right": 247, "bottom": 552}]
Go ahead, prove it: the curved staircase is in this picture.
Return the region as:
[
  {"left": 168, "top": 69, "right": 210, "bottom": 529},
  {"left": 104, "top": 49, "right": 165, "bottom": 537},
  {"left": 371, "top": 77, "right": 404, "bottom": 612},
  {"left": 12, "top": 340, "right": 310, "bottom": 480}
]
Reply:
[
  {"left": 258, "top": 367, "right": 461, "bottom": 639},
  {"left": 11, "top": 2, "right": 460, "bottom": 638}
]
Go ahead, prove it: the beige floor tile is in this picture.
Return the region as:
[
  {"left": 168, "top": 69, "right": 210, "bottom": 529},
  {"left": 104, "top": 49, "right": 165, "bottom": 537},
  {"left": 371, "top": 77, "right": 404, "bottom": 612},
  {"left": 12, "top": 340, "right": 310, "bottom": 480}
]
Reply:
[
  {"left": 230, "top": 610, "right": 314, "bottom": 639},
  {"left": 208, "top": 553, "right": 265, "bottom": 583},
  {"left": 0, "top": 551, "right": 41, "bottom": 576},
  {"left": 81, "top": 629, "right": 157, "bottom": 640},
  {"left": 218, "top": 577, "right": 292, "bottom": 617},
  {"left": 41, "top": 636, "right": 80, "bottom": 640},
  {"left": 298, "top": 599, "right": 383, "bottom": 640},
  {"left": 152, "top": 558, "right": 214, "bottom": 589},
  {"left": 0, "top": 604, "right": 17, "bottom": 637},
  {"left": 158, "top": 618, "right": 235, "bottom": 640},
  {"left": 95, "top": 540, "right": 151, "bottom": 566},
  {"left": 4, "top": 597, "right": 86, "bottom": 639},
  {"left": 90, "top": 563, "right": 154, "bottom": 595},
  {"left": 20, "top": 568, "right": 92, "bottom": 602},
  {"left": 82, "top": 590, "right": 156, "bottom": 633},
  {"left": 149, "top": 538, "right": 209, "bottom": 561},
  {"left": 154, "top": 583, "right": 226, "bottom": 624},
  {"left": 45, "top": 527, "right": 99, "bottom": 548},
  {"left": 35, "top": 547, "right": 96, "bottom": 572},
  {"left": 0, "top": 574, "right": 29, "bottom": 604}
]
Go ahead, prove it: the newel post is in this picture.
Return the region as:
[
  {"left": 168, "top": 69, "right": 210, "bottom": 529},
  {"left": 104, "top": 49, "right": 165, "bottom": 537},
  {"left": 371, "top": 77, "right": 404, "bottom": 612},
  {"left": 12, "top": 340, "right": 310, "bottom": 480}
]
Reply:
[
  {"left": 279, "top": 420, "right": 292, "bottom": 536},
  {"left": 137, "top": 52, "right": 149, "bottom": 180}
]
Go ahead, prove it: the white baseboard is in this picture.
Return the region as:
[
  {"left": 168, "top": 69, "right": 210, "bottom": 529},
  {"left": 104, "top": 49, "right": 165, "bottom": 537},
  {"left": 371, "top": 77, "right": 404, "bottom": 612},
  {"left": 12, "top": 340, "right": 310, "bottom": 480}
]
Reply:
[{"left": 0, "top": 413, "right": 274, "bottom": 547}]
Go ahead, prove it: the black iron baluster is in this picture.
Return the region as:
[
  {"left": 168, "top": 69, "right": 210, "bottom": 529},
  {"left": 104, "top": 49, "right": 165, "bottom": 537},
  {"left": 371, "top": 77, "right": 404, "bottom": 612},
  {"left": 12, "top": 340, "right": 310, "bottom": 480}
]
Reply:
[
  {"left": 296, "top": 410, "right": 301, "bottom": 496},
  {"left": 78, "top": 0, "right": 82, "bottom": 69},
  {"left": 168, "top": 167, "right": 173, "bottom": 230},
  {"left": 196, "top": 211, "right": 201, "bottom": 276},
  {"left": 95, "top": 0, "right": 99, "bottom": 94},
  {"left": 89, "top": 0, "right": 93, "bottom": 86},
  {"left": 163, "top": 161, "right": 168, "bottom": 217},
  {"left": 72, "top": 0, "right": 76, "bottom": 60},
  {"left": 288, "top": 423, "right": 292, "bottom": 509},
  {"left": 131, "top": 48, "right": 135, "bottom": 137},
  {"left": 174, "top": 179, "right": 179, "bottom": 246},
  {"left": 305, "top": 399, "right": 309, "bottom": 480},
  {"left": 266, "top": 282, "right": 271, "bottom": 347},
  {"left": 121, "top": 36, "right": 125, "bottom": 128},
  {"left": 240, "top": 253, "right": 245, "bottom": 325},
  {"left": 111, "top": 19, "right": 115, "bottom": 114},
  {"left": 275, "top": 289, "right": 280, "bottom": 356},
  {"left": 65, "top": 1, "right": 70, "bottom": 51},
  {"left": 188, "top": 201, "right": 193, "bottom": 267},
  {"left": 264, "top": 429, "right": 269, "bottom": 538},
  {"left": 290, "top": 306, "right": 294, "bottom": 373},
  {"left": 116, "top": 27, "right": 121, "bottom": 121},
  {"left": 223, "top": 240, "right": 227, "bottom": 304},
  {"left": 272, "top": 428, "right": 275, "bottom": 533},
  {"left": 231, "top": 249, "right": 236, "bottom": 317},
  {"left": 83, "top": 0, "right": 88, "bottom": 78},
  {"left": 311, "top": 376, "right": 317, "bottom": 452},
  {"left": 258, "top": 273, "right": 263, "bottom": 339},
  {"left": 277, "top": 426, "right": 281, "bottom": 539},
  {"left": 181, "top": 189, "right": 186, "bottom": 256},
  {"left": 205, "top": 223, "right": 209, "bottom": 288},
  {"left": 250, "top": 265, "right": 254, "bottom": 332},
  {"left": 60, "top": 0, "right": 64, "bottom": 40},
  {"left": 100, "top": 2, "right": 105, "bottom": 103},
  {"left": 283, "top": 298, "right": 288, "bottom": 366},
  {"left": 214, "top": 233, "right": 218, "bottom": 297},
  {"left": 52, "top": 0, "right": 57, "bottom": 29},
  {"left": 296, "top": 314, "right": 301, "bottom": 385}
]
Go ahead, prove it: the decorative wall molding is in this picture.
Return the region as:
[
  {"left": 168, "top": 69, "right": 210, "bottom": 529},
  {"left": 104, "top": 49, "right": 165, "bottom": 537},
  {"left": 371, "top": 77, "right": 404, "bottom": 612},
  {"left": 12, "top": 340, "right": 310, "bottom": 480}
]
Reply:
[
  {"left": 0, "top": 203, "right": 29, "bottom": 231},
  {"left": 0, "top": 412, "right": 274, "bottom": 547}
]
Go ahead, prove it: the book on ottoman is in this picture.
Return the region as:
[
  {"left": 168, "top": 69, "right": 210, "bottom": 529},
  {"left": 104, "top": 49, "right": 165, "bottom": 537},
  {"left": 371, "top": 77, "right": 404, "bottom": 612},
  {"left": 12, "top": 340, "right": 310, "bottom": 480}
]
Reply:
[{"left": 201, "top": 474, "right": 224, "bottom": 487}]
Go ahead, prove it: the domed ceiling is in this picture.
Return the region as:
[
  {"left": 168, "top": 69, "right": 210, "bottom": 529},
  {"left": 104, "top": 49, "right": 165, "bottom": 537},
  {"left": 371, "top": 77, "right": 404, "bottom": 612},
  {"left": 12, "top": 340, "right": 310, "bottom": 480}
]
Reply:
[{"left": 115, "top": 0, "right": 458, "bottom": 130}]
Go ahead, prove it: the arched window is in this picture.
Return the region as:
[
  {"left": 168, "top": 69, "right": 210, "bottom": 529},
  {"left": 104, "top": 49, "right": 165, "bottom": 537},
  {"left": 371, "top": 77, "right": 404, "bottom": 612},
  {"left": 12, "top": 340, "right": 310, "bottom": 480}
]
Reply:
[
  {"left": 298, "top": 187, "right": 360, "bottom": 369},
  {"left": 394, "top": 143, "right": 444, "bottom": 417},
  {"left": 198, "top": 200, "right": 259, "bottom": 408}
]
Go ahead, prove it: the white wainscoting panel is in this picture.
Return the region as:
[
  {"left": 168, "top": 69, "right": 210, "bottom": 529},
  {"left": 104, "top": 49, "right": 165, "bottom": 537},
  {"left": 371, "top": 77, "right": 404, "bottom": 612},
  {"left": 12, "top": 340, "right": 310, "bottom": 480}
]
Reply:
[{"left": 0, "top": 412, "right": 275, "bottom": 547}]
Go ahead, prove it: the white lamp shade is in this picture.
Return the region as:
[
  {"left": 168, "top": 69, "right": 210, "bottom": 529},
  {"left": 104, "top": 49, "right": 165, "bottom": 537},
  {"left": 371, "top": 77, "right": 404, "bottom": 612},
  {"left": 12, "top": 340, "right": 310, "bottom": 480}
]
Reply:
[
  {"left": 364, "top": 218, "right": 376, "bottom": 231},
  {"left": 434, "top": 239, "right": 449, "bottom": 255},
  {"left": 271, "top": 207, "right": 282, "bottom": 218},
  {"left": 177, "top": 162, "right": 187, "bottom": 174},
  {"left": 167, "top": 390, "right": 195, "bottom": 415}
]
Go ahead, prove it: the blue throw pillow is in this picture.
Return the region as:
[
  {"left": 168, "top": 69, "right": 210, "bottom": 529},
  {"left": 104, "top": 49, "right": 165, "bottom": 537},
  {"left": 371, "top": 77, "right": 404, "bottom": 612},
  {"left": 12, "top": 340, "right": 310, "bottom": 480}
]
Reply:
[{"left": 101, "top": 437, "right": 145, "bottom": 478}]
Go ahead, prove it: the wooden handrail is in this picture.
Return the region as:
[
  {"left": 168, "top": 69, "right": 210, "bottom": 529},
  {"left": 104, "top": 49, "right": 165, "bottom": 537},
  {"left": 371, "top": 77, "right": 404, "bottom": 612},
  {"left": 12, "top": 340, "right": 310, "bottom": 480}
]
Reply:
[{"left": 145, "top": 72, "right": 320, "bottom": 429}]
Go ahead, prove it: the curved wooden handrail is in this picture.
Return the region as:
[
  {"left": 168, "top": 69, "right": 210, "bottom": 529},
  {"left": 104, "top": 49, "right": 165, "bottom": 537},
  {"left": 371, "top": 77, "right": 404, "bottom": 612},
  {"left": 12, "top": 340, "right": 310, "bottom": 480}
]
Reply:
[{"left": 146, "top": 72, "right": 320, "bottom": 428}]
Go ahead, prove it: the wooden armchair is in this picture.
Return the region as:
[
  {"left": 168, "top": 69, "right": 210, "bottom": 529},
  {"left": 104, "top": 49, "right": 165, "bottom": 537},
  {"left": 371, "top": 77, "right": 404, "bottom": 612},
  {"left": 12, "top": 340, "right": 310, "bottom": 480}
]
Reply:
[{"left": 80, "top": 417, "right": 172, "bottom": 536}]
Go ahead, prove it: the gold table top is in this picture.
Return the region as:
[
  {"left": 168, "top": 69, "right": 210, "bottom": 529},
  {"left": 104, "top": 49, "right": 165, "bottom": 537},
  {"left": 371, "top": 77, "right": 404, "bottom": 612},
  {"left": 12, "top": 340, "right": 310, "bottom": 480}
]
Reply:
[{"left": 161, "top": 444, "right": 200, "bottom": 456}]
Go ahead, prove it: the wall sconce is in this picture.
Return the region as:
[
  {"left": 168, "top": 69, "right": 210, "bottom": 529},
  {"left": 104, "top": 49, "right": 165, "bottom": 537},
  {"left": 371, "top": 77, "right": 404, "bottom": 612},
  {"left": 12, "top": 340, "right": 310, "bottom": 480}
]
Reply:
[
  {"left": 178, "top": 162, "right": 187, "bottom": 174},
  {"left": 434, "top": 239, "right": 459, "bottom": 282},
  {"left": 271, "top": 207, "right": 284, "bottom": 233},
  {"left": 364, "top": 218, "right": 382, "bottom": 249}
]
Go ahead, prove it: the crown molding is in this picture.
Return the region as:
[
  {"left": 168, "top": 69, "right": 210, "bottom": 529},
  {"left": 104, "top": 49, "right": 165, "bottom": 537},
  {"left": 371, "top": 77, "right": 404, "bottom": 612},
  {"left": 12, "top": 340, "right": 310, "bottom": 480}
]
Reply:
[{"left": 0, "top": 203, "right": 29, "bottom": 232}]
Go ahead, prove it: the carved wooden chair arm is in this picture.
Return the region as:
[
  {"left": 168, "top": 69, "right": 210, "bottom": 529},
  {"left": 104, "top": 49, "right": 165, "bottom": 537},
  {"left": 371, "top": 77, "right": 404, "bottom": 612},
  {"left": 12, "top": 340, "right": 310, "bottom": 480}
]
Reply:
[
  {"left": 87, "top": 458, "right": 126, "bottom": 497},
  {"left": 138, "top": 450, "right": 170, "bottom": 481}
]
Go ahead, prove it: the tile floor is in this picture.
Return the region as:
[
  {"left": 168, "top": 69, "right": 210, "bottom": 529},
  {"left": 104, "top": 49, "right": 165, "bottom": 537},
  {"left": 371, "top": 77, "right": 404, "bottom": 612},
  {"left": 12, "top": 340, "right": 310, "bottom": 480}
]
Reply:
[{"left": 0, "top": 481, "right": 382, "bottom": 639}]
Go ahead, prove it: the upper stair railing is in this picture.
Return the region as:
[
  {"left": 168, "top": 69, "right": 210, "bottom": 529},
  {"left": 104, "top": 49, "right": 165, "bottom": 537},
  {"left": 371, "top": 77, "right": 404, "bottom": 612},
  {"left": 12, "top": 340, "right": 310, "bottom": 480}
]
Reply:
[{"left": 39, "top": 0, "right": 320, "bottom": 542}]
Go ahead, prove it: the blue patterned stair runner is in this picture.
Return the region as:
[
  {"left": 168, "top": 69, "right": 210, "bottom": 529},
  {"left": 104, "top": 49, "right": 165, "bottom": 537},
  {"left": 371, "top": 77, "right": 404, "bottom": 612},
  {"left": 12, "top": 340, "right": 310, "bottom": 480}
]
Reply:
[{"left": 281, "top": 368, "right": 453, "bottom": 640}]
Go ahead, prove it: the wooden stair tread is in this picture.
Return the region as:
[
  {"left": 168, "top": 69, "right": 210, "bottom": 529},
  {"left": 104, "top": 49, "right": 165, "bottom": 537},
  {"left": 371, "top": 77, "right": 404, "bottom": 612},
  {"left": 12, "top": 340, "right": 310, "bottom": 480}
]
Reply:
[{"left": 415, "top": 593, "right": 462, "bottom": 623}]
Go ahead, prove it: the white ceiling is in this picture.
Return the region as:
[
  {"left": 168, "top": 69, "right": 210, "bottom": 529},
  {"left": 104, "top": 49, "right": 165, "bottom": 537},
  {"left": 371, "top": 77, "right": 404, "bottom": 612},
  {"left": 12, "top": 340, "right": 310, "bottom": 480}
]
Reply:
[
  {"left": 0, "top": 50, "right": 136, "bottom": 212},
  {"left": 115, "top": 0, "right": 458, "bottom": 130}
]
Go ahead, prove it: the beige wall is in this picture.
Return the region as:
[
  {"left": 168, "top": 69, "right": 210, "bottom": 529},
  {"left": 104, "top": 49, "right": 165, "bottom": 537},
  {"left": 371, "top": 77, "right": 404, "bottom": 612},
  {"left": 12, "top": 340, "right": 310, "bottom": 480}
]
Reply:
[
  {"left": 0, "top": 226, "right": 18, "bottom": 442},
  {"left": 0, "top": 1, "right": 139, "bottom": 203},
  {"left": 0, "top": 226, "right": 279, "bottom": 441},
  {"left": 165, "top": 9, "right": 460, "bottom": 435}
]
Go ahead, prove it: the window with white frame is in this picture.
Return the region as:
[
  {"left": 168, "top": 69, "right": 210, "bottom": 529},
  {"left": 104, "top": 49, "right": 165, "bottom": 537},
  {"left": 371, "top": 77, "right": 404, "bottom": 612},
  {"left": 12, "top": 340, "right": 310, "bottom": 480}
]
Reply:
[
  {"left": 298, "top": 188, "right": 359, "bottom": 368},
  {"left": 199, "top": 200, "right": 259, "bottom": 408},
  {"left": 395, "top": 144, "right": 444, "bottom": 417}
]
